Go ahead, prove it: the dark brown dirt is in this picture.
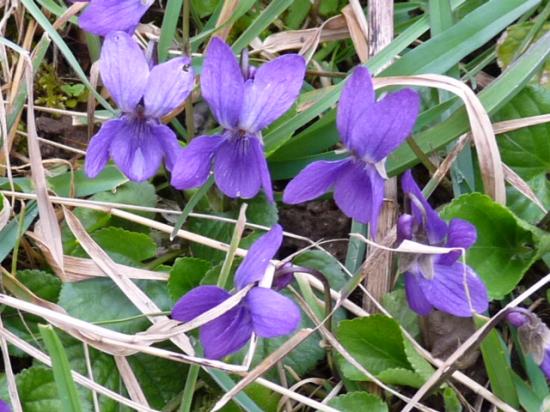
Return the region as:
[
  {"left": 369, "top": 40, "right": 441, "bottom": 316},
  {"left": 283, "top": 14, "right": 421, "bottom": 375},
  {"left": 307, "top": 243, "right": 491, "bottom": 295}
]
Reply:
[{"left": 279, "top": 199, "right": 351, "bottom": 262}]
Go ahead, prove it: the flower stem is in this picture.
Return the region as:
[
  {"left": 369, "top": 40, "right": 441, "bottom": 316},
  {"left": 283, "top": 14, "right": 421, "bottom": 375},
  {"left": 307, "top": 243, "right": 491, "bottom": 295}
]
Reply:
[{"left": 178, "top": 365, "right": 200, "bottom": 412}]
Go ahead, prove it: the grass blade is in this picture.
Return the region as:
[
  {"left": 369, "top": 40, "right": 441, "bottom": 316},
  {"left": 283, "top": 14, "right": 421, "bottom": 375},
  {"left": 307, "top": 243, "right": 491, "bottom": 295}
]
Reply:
[{"left": 38, "top": 325, "right": 84, "bottom": 412}]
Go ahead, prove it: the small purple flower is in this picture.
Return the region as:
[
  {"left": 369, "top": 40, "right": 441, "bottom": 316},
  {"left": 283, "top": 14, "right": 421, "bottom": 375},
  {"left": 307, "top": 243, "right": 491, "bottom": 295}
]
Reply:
[
  {"left": 73, "top": 0, "right": 153, "bottom": 36},
  {"left": 506, "top": 308, "right": 550, "bottom": 378},
  {"left": 283, "top": 67, "right": 420, "bottom": 236},
  {"left": 170, "top": 37, "right": 306, "bottom": 201},
  {"left": 398, "top": 171, "right": 488, "bottom": 317},
  {"left": 85, "top": 31, "right": 194, "bottom": 182},
  {"left": 171, "top": 225, "right": 301, "bottom": 359}
]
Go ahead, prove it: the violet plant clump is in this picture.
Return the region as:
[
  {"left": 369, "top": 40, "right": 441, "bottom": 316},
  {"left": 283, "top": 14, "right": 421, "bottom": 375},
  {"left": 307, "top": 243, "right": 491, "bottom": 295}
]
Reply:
[
  {"left": 506, "top": 307, "right": 550, "bottom": 378},
  {"left": 397, "top": 171, "right": 489, "bottom": 317},
  {"left": 283, "top": 67, "right": 420, "bottom": 237},
  {"left": 170, "top": 37, "right": 306, "bottom": 202},
  {"left": 85, "top": 31, "right": 194, "bottom": 182},
  {"left": 171, "top": 225, "right": 301, "bottom": 359},
  {"left": 71, "top": 0, "right": 154, "bottom": 36}
]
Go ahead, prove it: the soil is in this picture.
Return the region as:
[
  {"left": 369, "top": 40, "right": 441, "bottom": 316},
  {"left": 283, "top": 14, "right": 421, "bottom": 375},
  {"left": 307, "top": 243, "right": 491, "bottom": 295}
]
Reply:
[{"left": 279, "top": 199, "right": 351, "bottom": 262}]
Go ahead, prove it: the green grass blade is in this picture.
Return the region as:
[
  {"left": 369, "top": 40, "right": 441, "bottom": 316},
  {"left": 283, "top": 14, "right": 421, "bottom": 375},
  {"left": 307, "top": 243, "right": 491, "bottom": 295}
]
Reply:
[
  {"left": 387, "top": 30, "right": 550, "bottom": 175},
  {"left": 232, "top": 0, "right": 294, "bottom": 52},
  {"left": 38, "top": 325, "right": 84, "bottom": 412},
  {"left": 208, "top": 370, "right": 263, "bottom": 412},
  {"left": 383, "top": 0, "right": 539, "bottom": 76},
  {"left": 475, "top": 317, "right": 520, "bottom": 408},
  {"left": 158, "top": 0, "right": 184, "bottom": 62}
]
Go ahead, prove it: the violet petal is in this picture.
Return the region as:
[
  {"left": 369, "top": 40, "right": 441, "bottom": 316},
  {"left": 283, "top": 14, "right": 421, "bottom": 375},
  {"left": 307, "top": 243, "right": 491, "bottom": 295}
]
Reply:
[
  {"left": 153, "top": 123, "right": 182, "bottom": 172},
  {"left": 235, "top": 224, "right": 283, "bottom": 290},
  {"left": 239, "top": 54, "right": 305, "bottom": 133},
  {"left": 353, "top": 88, "right": 420, "bottom": 162},
  {"left": 283, "top": 159, "right": 350, "bottom": 204},
  {"left": 200, "top": 305, "right": 253, "bottom": 359},
  {"left": 540, "top": 350, "right": 550, "bottom": 378},
  {"left": 404, "top": 272, "right": 433, "bottom": 316},
  {"left": 79, "top": 0, "right": 153, "bottom": 36},
  {"left": 109, "top": 118, "right": 164, "bottom": 182},
  {"left": 170, "top": 135, "right": 223, "bottom": 189},
  {"left": 397, "top": 214, "right": 414, "bottom": 243},
  {"left": 171, "top": 285, "right": 230, "bottom": 322},
  {"left": 201, "top": 37, "right": 244, "bottom": 129},
  {"left": 401, "top": 170, "right": 447, "bottom": 244},
  {"left": 84, "top": 118, "right": 121, "bottom": 178},
  {"left": 246, "top": 287, "right": 301, "bottom": 338},
  {"left": 418, "top": 261, "right": 489, "bottom": 317},
  {"left": 213, "top": 136, "right": 263, "bottom": 199},
  {"left": 100, "top": 31, "right": 149, "bottom": 112},
  {"left": 336, "top": 67, "right": 375, "bottom": 151},
  {"left": 438, "top": 218, "right": 477, "bottom": 265},
  {"left": 144, "top": 56, "right": 194, "bottom": 118},
  {"left": 333, "top": 162, "right": 385, "bottom": 237}
]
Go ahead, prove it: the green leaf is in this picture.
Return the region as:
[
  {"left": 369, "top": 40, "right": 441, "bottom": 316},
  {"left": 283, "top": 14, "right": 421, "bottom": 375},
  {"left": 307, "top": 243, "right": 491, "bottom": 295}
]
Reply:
[
  {"left": 293, "top": 251, "right": 348, "bottom": 290},
  {"left": 188, "top": 216, "right": 233, "bottom": 262},
  {"left": 242, "top": 194, "right": 279, "bottom": 227},
  {"left": 39, "top": 325, "right": 84, "bottom": 412},
  {"left": 495, "top": 85, "right": 550, "bottom": 223},
  {"left": 336, "top": 316, "right": 412, "bottom": 380},
  {"left": 70, "top": 227, "right": 157, "bottom": 266},
  {"left": 58, "top": 279, "right": 171, "bottom": 334},
  {"left": 128, "top": 351, "right": 188, "bottom": 409},
  {"left": 443, "top": 387, "right": 463, "bottom": 412},
  {"left": 328, "top": 392, "right": 388, "bottom": 412},
  {"left": 168, "top": 257, "right": 212, "bottom": 301},
  {"left": 441, "top": 193, "right": 539, "bottom": 299},
  {"left": 0, "top": 367, "right": 91, "bottom": 412},
  {"left": 382, "top": 289, "right": 421, "bottom": 340},
  {"left": 496, "top": 21, "right": 550, "bottom": 87},
  {"left": 17, "top": 269, "right": 62, "bottom": 302},
  {"left": 377, "top": 368, "right": 425, "bottom": 388},
  {"left": 191, "top": 0, "right": 220, "bottom": 18},
  {"left": 403, "top": 339, "right": 434, "bottom": 381}
]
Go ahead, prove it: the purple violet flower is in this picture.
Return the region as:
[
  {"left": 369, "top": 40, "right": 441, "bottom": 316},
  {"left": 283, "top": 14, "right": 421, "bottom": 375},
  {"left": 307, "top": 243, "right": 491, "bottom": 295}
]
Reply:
[
  {"left": 73, "top": 0, "right": 153, "bottom": 36},
  {"left": 171, "top": 225, "right": 301, "bottom": 359},
  {"left": 85, "top": 31, "right": 194, "bottom": 182},
  {"left": 506, "top": 308, "right": 550, "bottom": 378},
  {"left": 170, "top": 37, "right": 306, "bottom": 202},
  {"left": 283, "top": 67, "right": 420, "bottom": 236},
  {"left": 398, "top": 171, "right": 488, "bottom": 317}
]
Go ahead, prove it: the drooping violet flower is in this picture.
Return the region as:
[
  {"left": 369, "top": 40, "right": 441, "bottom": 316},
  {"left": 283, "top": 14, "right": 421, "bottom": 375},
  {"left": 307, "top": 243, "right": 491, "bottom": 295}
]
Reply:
[
  {"left": 283, "top": 67, "right": 420, "bottom": 237},
  {"left": 170, "top": 37, "right": 306, "bottom": 202},
  {"left": 85, "top": 31, "right": 194, "bottom": 182},
  {"left": 398, "top": 171, "right": 488, "bottom": 317},
  {"left": 506, "top": 307, "right": 550, "bottom": 378},
  {"left": 71, "top": 0, "right": 153, "bottom": 36},
  {"left": 171, "top": 225, "right": 300, "bottom": 359}
]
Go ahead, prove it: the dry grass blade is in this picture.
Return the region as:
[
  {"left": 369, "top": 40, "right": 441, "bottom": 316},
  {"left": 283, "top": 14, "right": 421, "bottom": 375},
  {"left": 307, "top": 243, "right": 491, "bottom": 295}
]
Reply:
[
  {"left": 342, "top": 4, "right": 369, "bottom": 63},
  {"left": 0, "top": 316, "right": 22, "bottom": 412},
  {"left": 0, "top": 325, "right": 159, "bottom": 412},
  {"left": 213, "top": 0, "right": 239, "bottom": 41},
  {"left": 503, "top": 163, "right": 547, "bottom": 212},
  {"left": 257, "top": 15, "right": 348, "bottom": 54},
  {"left": 22, "top": 51, "right": 65, "bottom": 271},
  {"left": 212, "top": 329, "right": 316, "bottom": 411},
  {"left": 63, "top": 207, "right": 195, "bottom": 355},
  {"left": 374, "top": 74, "right": 506, "bottom": 204},
  {"left": 114, "top": 356, "right": 150, "bottom": 407}
]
